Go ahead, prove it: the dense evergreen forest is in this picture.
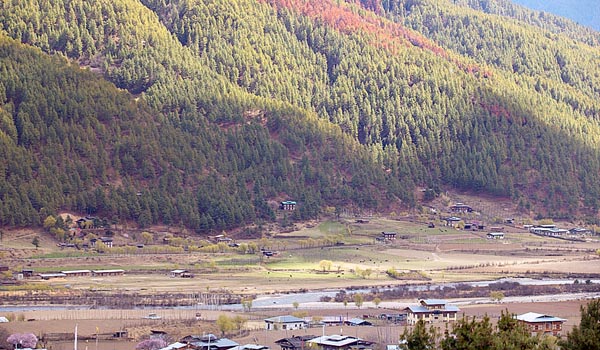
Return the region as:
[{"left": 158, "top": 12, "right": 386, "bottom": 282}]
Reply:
[{"left": 0, "top": 0, "right": 599, "bottom": 231}]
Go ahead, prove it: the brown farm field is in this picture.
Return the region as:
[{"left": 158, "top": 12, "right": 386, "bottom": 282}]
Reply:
[{"left": 2, "top": 213, "right": 600, "bottom": 348}]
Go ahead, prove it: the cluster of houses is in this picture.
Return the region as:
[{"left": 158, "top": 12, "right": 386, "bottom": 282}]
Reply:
[
  {"left": 440, "top": 202, "right": 595, "bottom": 241},
  {"left": 261, "top": 299, "right": 565, "bottom": 334},
  {"left": 527, "top": 224, "right": 592, "bottom": 238},
  {"left": 158, "top": 333, "right": 373, "bottom": 350},
  {"left": 155, "top": 301, "right": 565, "bottom": 350}
]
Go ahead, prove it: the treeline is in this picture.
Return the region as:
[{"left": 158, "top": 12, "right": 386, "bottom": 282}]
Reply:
[{"left": 400, "top": 299, "right": 600, "bottom": 350}]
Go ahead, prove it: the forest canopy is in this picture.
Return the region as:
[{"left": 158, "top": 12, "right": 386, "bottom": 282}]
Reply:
[{"left": 0, "top": 0, "right": 599, "bottom": 230}]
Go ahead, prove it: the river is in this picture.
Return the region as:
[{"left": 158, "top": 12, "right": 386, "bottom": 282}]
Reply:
[{"left": 2, "top": 277, "right": 599, "bottom": 312}]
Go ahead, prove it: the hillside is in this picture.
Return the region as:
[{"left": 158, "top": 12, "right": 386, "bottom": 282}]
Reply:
[
  {"left": 0, "top": 33, "right": 408, "bottom": 231},
  {"left": 1, "top": 0, "right": 600, "bottom": 231}
]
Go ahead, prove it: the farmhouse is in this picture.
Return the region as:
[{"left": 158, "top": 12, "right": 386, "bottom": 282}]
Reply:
[
  {"left": 486, "top": 232, "right": 505, "bottom": 240},
  {"left": 515, "top": 312, "right": 566, "bottom": 336},
  {"left": 265, "top": 315, "right": 307, "bottom": 330},
  {"left": 464, "top": 221, "right": 485, "bottom": 230},
  {"left": 92, "top": 269, "right": 125, "bottom": 276},
  {"left": 180, "top": 334, "right": 239, "bottom": 350},
  {"left": 39, "top": 273, "right": 67, "bottom": 280},
  {"left": 275, "top": 335, "right": 317, "bottom": 350},
  {"left": 76, "top": 216, "right": 98, "bottom": 229},
  {"left": 405, "top": 299, "right": 460, "bottom": 325},
  {"left": 529, "top": 227, "right": 569, "bottom": 237},
  {"left": 280, "top": 201, "right": 297, "bottom": 211},
  {"left": 211, "top": 234, "right": 232, "bottom": 243},
  {"left": 61, "top": 270, "right": 92, "bottom": 277},
  {"left": 450, "top": 203, "right": 473, "bottom": 213},
  {"left": 344, "top": 318, "right": 372, "bottom": 326},
  {"left": 381, "top": 232, "right": 397, "bottom": 240},
  {"left": 100, "top": 237, "right": 114, "bottom": 248},
  {"left": 443, "top": 217, "right": 462, "bottom": 227},
  {"left": 320, "top": 316, "right": 346, "bottom": 326},
  {"left": 170, "top": 269, "right": 193, "bottom": 278},
  {"left": 569, "top": 227, "right": 592, "bottom": 236},
  {"left": 306, "top": 335, "right": 373, "bottom": 350},
  {"left": 379, "top": 313, "right": 406, "bottom": 323}
]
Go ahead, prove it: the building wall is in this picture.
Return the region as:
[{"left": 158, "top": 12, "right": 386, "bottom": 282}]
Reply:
[
  {"left": 524, "top": 321, "right": 563, "bottom": 336},
  {"left": 266, "top": 322, "right": 305, "bottom": 330},
  {"left": 407, "top": 312, "right": 457, "bottom": 325}
]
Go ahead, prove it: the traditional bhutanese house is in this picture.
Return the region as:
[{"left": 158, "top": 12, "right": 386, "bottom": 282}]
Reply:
[
  {"left": 170, "top": 269, "right": 189, "bottom": 278},
  {"left": 486, "top": 232, "right": 505, "bottom": 240},
  {"left": 529, "top": 227, "right": 569, "bottom": 237},
  {"left": 187, "top": 334, "right": 239, "bottom": 350},
  {"left": 92, "top": 269, "right": 125, "bottom": 276},
  {"left": 100, "top": 237, "right": 114, "bottom": 248},
  {"left": 381, "top": 232, "right": 397, "bottom": 240},
  {"left": 76, "top": 216, "right": 96, "bottom": 229},
  {"left": 306, "top": 335, "right": 373, "bottom": 350},
  {"left": 443, "top": 217, "right": 462, "bottom": 227},
  {"left": 320, "top": 316, "right": 345, "bottom": 326},
  {"left": 39, "top": 273, "right": 67, "bottom": 280},
  {"left": 280, "top": 201, "right": 297, "bottom": 211},
  {"left": 450, "top": 203, "right": 473, "bottom": 213},
  {"left": 344, "top": 318, "right": 373, "bottom": 326},
  {"left": 405, "top": 299, "right": 460, "bottom": 325},
  {"left": 265, "top": 315, "right": 307, "bottom": 330},
  {"left": 274, "top": 335, "right": 317, "bottom": 350},
  {"left": 515, "top": 312, "right": 566, "bottom": 336},
  {"left": 379, "top": 313, "right": 407, "bottom": 323},
  {"left": 569, "top": 227, "right": 592, "bottom": 236},
  {"left": 61, "top": 269, "right": 92, "bottom": 277}
]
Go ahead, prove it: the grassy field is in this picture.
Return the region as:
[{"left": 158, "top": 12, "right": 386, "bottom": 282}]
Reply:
[
  {"left": 2, "top": 216, "right": 600, "bottom": 350},
  {"left": 2, "top": 217, "right": 600, "bottom": 294}
]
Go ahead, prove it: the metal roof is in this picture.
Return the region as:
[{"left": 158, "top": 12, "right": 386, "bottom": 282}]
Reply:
[
  {"left": 61, "top": 270, "right": 91, "bottom": 274},
  {"left": 307, "top": 335, "right": 367, "bottom": 347},
  {"left": 265, "top": 315, "right": 306, "bottom": 323},
  {"left": 407, "top": 305, "right": 460, "bottom": 313},
  {"left": 39, "top": 273, "right": 67, "bottom": 278},
  {"left": 191, "top": 338, "right": 239, "bottom": 349},
  {"left": 421, "top": 299, "right": 448, "bottom": 305},
  {"left": 92, "top": 269, "right": 125, "bottom": 273},
  {"left": 516, "top": 312, "right": 566, "bottom": 323},
  {"left": 346, "top": 318, "right": 372, "bottom": 325}
]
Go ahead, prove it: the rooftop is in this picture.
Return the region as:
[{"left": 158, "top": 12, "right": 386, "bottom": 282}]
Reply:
[
  {"left": 516, "top": 312, "right": 566, "bottom": 323},
  {"left": 265, "top": 315, "right": 306, "bottom": 323},
  {"left": 307, "top": 335, "right": 369, "bottom": 347}
]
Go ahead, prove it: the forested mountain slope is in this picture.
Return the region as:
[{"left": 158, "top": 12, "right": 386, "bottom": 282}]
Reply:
[
  {"left": 1, "top": 0, "right": 600, "bottom": 230},
  {"left": 0, "top": 33, "right": 407, "bottom": 229}
]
